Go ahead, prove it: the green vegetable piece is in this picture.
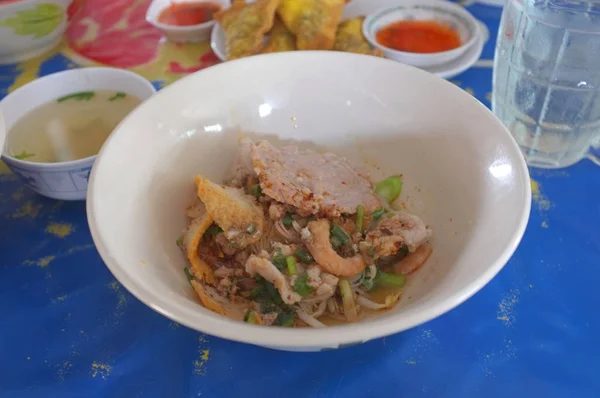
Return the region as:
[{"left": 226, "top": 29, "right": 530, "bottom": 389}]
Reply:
[
  {"left": 184, "top": 267, "right": 193, "bottom": 286},
  {"left": 244, "top": 308, "right": 260, "bottom": 324},
  {"left": 361, "top": 277, "right": 375, "bottom": 291},
  {"left": 356, "top": 205, "right": 365, "bottom": 233},
  {"left": 274, "top": 308, "right": 296, "bottom": 327},
  {"left": 246, "top": 224, "right": 256, "bottom": 234},
  {"left": 371, "top": 209, "right": 385, "bottom": 220},
  {"left": 293, "top": 272, "right": 313, "bottom": 297},
  {"left": 286, "top": 255, "right": 297, "bottom": 275},
  {"left": 330, "top": 224, "right": 350, "bottom": 246},
  {"left": 294, "top": 249, "right": 313, "bottom": 264},
  {"left": 375, "top": 176, "right": 403, "bottom": 203},
  {"left": 176, "top": 235, "right": 184, "bottom": 246},
  {"left": 281, "top": 214, "right": 293, "bottom": 229},
  {"left": 250, "top": 184, "right": 262, "bottom": 198},
  {"left": 0, "top": 4, "right": 64, "bottom": 39},
  {"left": 399, "top": 244, "right": 409, "bottom": 256},
  {"left": 108, "top": 92, "right": 126, "bottom": 102},
  {"left": 57, "top": 91, "right": 95, "bottom": 103},
  {"left": 271, "top": 249, "right": 287, "bottom": 270},
  {"left": 330, "top": 235, "right": 343, "bottom": 249},
  {"left": 375, "top": 270, "right": 406, "bottom": 288},
  {"left": 205, "top": 225, "right": 223, "bottom": 236},
  {"left": 13, "top": 151, "right": 35, "bottom": 160}
]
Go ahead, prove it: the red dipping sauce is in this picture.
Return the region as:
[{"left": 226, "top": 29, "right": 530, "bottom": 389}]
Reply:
[
  {"left": 376, "top": 20, "right": 461, "bottom": 53},
  {"left": 158, "top": 2, "right": 221, "bottom": 26}
]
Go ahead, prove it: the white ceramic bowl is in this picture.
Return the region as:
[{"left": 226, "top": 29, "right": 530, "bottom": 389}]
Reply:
[
  {"left": 146, "top": 0, "right": 230, "bottom": 43},
  {"left": 87, "top": 52, "right": 531, "bottom": 351},
  {"left": 363, "top": 0, "right": 480, "bottom": 68},
  {"left": 0, "top": 0, "right": 72, "bottom": 65},
  {"left": 0, "top": 110, "right": 5, "bottom": 154},
  {"left": 1, "top": 67, "right": 156, "bottom": 200}
]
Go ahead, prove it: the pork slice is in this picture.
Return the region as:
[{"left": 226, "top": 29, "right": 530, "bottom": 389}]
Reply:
[{"left": 250, "top": 141, "right": 381, "bottom": 217}]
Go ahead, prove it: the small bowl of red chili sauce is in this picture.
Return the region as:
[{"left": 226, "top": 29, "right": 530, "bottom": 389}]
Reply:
[
  {"left": 362, "top": 0, "right": 480, "bottom": 68},
  {"left": 146, "top": 0, "right": 230, "bottom": 43}
]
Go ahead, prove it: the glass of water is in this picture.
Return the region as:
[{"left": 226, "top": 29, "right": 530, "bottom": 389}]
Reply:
[{"left": 493, "top": 0, "right": 600, "bottom": 168}]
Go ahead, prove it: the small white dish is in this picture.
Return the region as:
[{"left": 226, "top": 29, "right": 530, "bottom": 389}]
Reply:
[
  {"left": 362, "top": 0, "right": 480, "bottom": 68},
  {"left": 210, "top": 23, "right": 227, "bottom": 61},
  {"left": 87, "top": 52, "right": 531, "bottom": 351},
  {"left": 1, "top": 67, "right": 156, "bottom": 201},
  {"left": 0, "top": 0, "right": 72, "bottom": 65},
  {"left": 424, "top": 21, "right": 487, "bottom": 79},
  {"left": 146, "top": 0, "right": 230, "bottom": 44}
]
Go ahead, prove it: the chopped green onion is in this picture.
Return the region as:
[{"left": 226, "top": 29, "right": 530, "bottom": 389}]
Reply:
[
  {"left": 286, "top": 255, "right": 297, "bottom": 275},
  {"left": 108, "top": 92, "right": 126, "bottom": 102},
  {"left": 176, "top": 235, "right": 184, "bottom": 246},
  {"left": 398, "top": 244, "right": 409, "bottom": 256},
  {"left": 250, "top": 184, "right": 262, "bottom": 198},
  {"left": 339, "top": 279, "right": 358, "bottom": 321},
  {"left": 293, "top": 272, "right": 313, "bottom": 297},
  {"left": 246, "top": 224, "right": 256, "bottom": 234},
  {"left": 13, "top": 151, "right": 35, "bottom": 160},
  {"left": 375, "top": 176, "right": 403, "bottom": 203},
  {"left": 294, "top": 249, "right": 313, "bottom": 264},
  {"left": 271, "top": 249, "right": 287, "bottom": 270},
  {"left": 356, "top": 205, "right": 365, "bottom": 233},
  {"left": 371, "top": 209, "right": 385, "bottom": 220},
  {"left": 57, "top": 91, "right": 95, "bottom": 102},
  {"left": 361, "top": 277, "right": 375, "bottom": 291},
  {"left": 375, "top": 270, "right": 406, "bottom": 288},
  {"left": 244, "top": 308, "right": 261, "bottom": 324},
  {"left": 281, "top": 214, "right": 293, "bottom": 229},
  {"left": 330, "top": 224, "right": 350, "bottom": 246},
  {"left": 274, "top": 308, "right": 296, "bottom": 327},
  {"left": 205, "top": 225, "right": 223, "bottom": 236},
  {"left": 184, "top": 267, "right": 193, "bottom": 286},
  {"left": 330, "top": 235, "right": 343, "bottom": 249}
]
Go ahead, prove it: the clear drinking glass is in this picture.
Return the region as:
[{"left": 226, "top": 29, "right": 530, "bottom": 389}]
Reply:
[{"left": 493, "top": 0, "right": 600, "bottom": 168}]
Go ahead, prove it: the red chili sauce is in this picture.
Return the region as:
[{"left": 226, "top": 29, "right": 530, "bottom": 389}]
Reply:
[
  {"left": 158, "top": 2, "right": 221, "bottom": 26},
  {"left": 376, "top": 20, "right": 461, "bottom": 53}
]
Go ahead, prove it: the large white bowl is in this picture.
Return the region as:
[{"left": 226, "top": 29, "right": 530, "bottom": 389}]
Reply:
[{"left": 87, "top": 52, "right": 531, "bottom": 351}]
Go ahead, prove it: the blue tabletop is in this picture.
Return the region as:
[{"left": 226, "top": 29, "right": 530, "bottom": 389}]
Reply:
[{"left": 1, "top": 3, "right": 599, "bottom": 397}]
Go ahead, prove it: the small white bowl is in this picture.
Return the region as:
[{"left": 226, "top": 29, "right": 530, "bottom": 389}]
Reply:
[
  {"left": 363, "top": 0, "right": 480, "bottom": 68},
  {"left": 87, "top": 52, "right": 531, "bottom": 351},
  {"left": 0, "top": 0, "right": 73, "bottom": 65},
  {"left": 1, "top": 67, "right": 156, "bottom": 201},
  {"left": 146, "top": 0, "right": 231, "bottom": 43}
]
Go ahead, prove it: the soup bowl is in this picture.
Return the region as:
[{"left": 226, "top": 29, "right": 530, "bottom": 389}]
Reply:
[
  {"left": 1, "top": 67, "right": 156, "bottom": 200},
  {"left": 0, "top": 0, "right": 74, "bottom": 65},
  {"left": 87, "top": 52, "right": 531, "bottom": 351}
]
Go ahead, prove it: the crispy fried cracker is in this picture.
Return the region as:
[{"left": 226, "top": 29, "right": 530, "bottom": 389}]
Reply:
[
  {"left": 333, "top": 17, "right": 383, "bottom": 56},
  {"left": 215, "top": 0, "right": 280, "bottom": 60},
  {"left": 260, "top": 17, "right": 296, "bottom": 54},
  {"left": 277, "top": 0, "right": 344, "bottom": 50}
]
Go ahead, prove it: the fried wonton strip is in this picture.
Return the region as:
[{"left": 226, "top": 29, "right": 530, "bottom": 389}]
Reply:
[
  {"left": 184, "top": 212, "right": 216, "bottom": 285},
  {"left": 333, "top": 17, "right": 383, "bottom": 56},
  {"left": 260, "top": 17, "right": 296, "bottom": 54},
  {"left": 214, "top": 0, "right": 280, "bottom": 60},
  {"left": 191, "top": 280, "right": 248, "bottom": 320},
  {"left": 195, "top": 175, "right": 265, "bottom": 247},
  {"left": 277, "top": 0, "right": 344, "bottom": 50}
]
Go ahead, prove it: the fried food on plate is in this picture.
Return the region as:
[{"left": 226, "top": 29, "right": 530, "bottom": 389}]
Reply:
[
  {"left": 277, "top": 0, "right": 345, "bottom": 50},
  {"left": 333, "top": 17, "right": 383, "bottom": 56},
  {"left": 260, "top": 17, "right": 296, "bottom": 54},
  {"left": 215, "top": 0, "right": 280, "bottom": 60}
]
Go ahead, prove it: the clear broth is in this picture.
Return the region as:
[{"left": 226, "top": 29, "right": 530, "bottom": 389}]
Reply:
[{"left": 6, "top": 90, "right": 142, "bottom": 163}]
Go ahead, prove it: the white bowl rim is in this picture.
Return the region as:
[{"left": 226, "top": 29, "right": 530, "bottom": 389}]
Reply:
[
  {"left": 145, "top": 0, "right": 228, "bottom": 32},
  {"left": 87, "top": 51, "right": 532, "bottom": 349},
  {"left": 0, "top": 67, "right": 156, "bottom": 170},
  {"left": 363, "top": 1, "right": 480, "bottom": 58}
]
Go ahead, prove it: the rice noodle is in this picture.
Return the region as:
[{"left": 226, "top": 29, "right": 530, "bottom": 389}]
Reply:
[
  {"left": 301, "top": 292, "right": 336, "bottom": 303},
  {"left": 275, "top": 220, "right": 301, "bottom": 242},
  {"left": 356, "top": 292, "right": 402, "bottom": 310},
  {"left": 296, "top": 309, "right": 327, "bottom": 328}
]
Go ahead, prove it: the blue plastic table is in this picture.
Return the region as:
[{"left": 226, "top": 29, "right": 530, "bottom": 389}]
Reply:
[{"left": 1, "top": 3, "right": 599, "bottom": 397}]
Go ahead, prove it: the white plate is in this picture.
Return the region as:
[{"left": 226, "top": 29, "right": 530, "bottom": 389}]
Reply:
[{"left": 211, "top": 19, "right": 488, "bottom": 79}]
